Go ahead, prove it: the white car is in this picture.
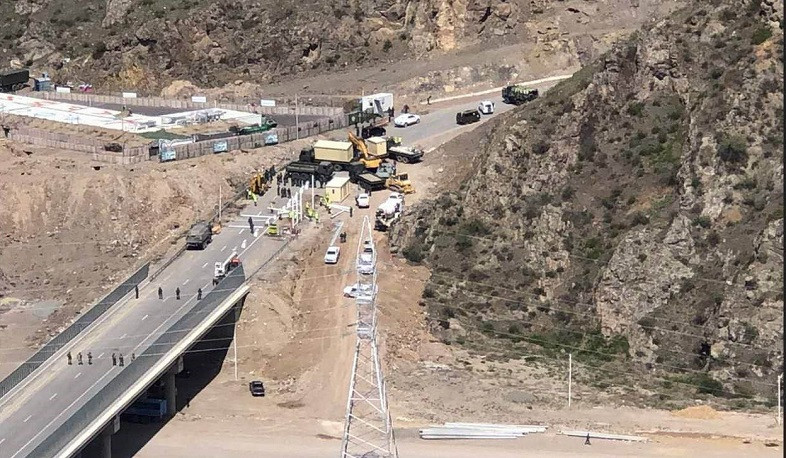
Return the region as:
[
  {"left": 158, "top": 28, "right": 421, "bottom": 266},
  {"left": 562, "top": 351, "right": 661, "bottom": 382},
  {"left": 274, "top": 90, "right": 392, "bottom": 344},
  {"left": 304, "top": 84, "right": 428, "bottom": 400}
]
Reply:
[
  {"left": 394, "top": 113, "right": 420, "bottom": 127},
  {"left": 356, "top": 193, "right": 370, "bottom": 208},
  {"left": 343, "top": 283, "right": 379, "bottom": 299},
  {"left": 324, "top": 246, "right": 340, "bottom": 264},
  {"left": 478, "top": 100, "right": 495, "bottom": 114}
]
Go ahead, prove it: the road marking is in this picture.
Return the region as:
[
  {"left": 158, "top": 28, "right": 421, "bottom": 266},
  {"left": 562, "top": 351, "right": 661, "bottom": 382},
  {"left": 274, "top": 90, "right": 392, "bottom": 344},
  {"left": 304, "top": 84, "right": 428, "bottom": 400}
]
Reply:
[
  {"left": 232, "top": 246, "right": 237, "bottom": 253},
  {"left": 49, "top": 393, "right": 58, "bottom": 401},
  {"left": 238, "top": 228, "right": 244, "bottom": 234},
  {"left": 241, "top": 239, "right": 247, "bottom": 249},
  {"left": 23, "top": 415, "right": 31, "bottom": 423},
  {"left": 183, "top": 279, "right": 190, "bottom": 285},
  {"left": 221, "top": 245, "right": 227, "bottom": 252},
  {"left": 0, "top": 438, "right": 5, "bottom": 445},
  {"left": 120, "top": 334, "right": 127, "bottom": 339},
  {"left": 74, "top": 372, "right": 81, "bottom": 379},
  {"left": 98, "top": 353, "right": 105, "bottom": 359},
  {"left": 142, "top": 314, "right": 149, "bottom": 321},
  {"left": 201, "top": 262, "right": 209, "bottom": 269}
]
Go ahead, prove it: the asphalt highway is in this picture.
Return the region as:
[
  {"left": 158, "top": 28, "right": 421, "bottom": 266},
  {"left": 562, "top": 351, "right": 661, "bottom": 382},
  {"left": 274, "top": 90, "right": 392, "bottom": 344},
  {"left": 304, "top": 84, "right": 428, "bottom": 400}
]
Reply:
[{"left": 0, "top": 188, "right": 292, "bottom": 458}]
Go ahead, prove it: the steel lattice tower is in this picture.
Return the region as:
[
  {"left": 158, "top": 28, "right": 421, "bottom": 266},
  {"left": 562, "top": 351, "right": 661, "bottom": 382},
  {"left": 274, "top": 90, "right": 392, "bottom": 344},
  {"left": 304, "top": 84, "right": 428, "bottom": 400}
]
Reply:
[{"left": 340, "top": 216, "right": 397, "bottom": 458}]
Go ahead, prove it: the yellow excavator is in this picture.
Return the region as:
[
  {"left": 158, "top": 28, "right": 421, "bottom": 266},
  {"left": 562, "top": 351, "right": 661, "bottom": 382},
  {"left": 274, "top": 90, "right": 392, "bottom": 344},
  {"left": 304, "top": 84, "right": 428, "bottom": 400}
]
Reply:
[
  {"left": 348, "top": 131, "right": 382, "bottom": 170},
  {"left": 249, "top": 171, "right": 270, "bottom": 196}
]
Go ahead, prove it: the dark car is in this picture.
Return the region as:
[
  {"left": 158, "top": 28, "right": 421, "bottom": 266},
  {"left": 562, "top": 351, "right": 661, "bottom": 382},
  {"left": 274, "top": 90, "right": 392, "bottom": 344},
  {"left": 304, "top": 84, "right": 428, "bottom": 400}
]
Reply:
[
  {"left": 361, "top": 125, "right": 386, "bottom": 139},
  {"left": 456, "top": 109, "right": 481, "bottom": 125},
  {"left": 249, "top": 380, "right": 266, "bottom": 397}
]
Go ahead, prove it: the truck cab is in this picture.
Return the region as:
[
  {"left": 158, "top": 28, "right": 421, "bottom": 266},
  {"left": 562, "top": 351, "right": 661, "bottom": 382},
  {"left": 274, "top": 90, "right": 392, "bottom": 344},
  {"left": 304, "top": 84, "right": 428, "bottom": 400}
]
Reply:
[{"left": 186, "top": 221, "right": 212, "bottom": 250}]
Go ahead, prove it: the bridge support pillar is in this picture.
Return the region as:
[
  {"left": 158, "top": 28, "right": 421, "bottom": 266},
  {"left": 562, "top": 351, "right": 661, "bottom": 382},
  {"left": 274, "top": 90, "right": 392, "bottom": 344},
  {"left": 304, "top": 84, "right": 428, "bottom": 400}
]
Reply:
[
  {"left": 99, "top": 427, "right": 112, "bottom": 458},
  {"left": 165, "top": 367, "right": 177, "bottom": 417}
]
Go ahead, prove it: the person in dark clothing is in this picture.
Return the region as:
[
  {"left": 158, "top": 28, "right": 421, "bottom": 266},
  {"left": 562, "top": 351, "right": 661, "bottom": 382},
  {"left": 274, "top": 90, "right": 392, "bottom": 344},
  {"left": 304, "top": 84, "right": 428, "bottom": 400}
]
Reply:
[
  {"left": 287, "top": 188, "right": 292, "bottom": 199},
  {"left": 158, "top": 287, "right": 163, "bottom": 299},
  {"left": 87, "top": 352, "right": 92, "bottom": 365},
  {"left": 248, "top": 216, "right": 255, "bottom": 233},
  {"left": 131, "top": 353, "right": 136, "bottom": 361},
  {"left": 349, "top": 207, "right": 353, "bottom": 218},
  {"left": 403, "top": 104, "right": 410, "bottom": 114},
  {"left": 427, "top": 95, "right": 432, "bottom": 105},
  {"left": 112, "top": 353, "right": 117, "bottom": 366},
  {"left": 77, "top": 352, "right": 83, "bottom": 365},
  {"left": 135, "top": 285, "right": 139, "bottom": 299},
  {"left": 119, "top": 354, "right": 124, "bottom": 367},
  {"left": 197, "top": 288, "right": 203, "bottom": 300},
  {"left": 67, "top": 352, "right": 72, "bottom": 365},
  {"left": 584, "top": 433, "right": 591, "bottom": 446},
  {"left": 176, "top": 287, "right": 181, "bottom": 300}
]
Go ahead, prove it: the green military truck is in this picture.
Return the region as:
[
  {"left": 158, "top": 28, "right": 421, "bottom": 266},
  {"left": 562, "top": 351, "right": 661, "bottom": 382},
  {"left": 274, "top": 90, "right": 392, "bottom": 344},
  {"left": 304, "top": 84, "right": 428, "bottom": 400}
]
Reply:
[
  {"left": 186, "top": 221, "right": 212, "bottom": 250},
  {"left": 502, "top": 85, "right": 539, "bottom": 105}
]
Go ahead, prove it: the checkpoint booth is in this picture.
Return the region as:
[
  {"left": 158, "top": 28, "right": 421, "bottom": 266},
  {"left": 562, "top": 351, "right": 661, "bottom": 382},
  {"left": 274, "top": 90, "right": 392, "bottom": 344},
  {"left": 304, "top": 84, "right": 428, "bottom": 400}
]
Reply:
[{"left": 325, "top": 175, "right": 351, "bottom": 204}]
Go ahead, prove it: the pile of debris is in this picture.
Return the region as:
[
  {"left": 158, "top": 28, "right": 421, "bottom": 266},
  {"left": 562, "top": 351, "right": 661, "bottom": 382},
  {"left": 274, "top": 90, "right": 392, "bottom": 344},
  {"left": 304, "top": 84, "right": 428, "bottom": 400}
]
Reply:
[{"left": 419, "top": 422, "right": 547, "bottom": 440}]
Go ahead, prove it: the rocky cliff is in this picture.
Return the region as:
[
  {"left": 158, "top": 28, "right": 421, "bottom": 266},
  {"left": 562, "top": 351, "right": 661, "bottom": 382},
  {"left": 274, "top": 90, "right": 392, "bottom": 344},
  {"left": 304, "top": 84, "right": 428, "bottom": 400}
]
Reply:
[
  {"left": 392, "top": 0, "right": 783, "bottom": 404},
  {"left": 1, "top": 0, "right": 679, "bottom": 93}
]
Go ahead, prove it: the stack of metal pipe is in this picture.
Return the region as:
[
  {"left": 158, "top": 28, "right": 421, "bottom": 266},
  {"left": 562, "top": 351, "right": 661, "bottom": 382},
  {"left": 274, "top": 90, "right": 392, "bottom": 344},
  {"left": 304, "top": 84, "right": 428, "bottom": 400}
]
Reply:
[{"left": 419, "top": 422, "right": 547, "bottom": 440}]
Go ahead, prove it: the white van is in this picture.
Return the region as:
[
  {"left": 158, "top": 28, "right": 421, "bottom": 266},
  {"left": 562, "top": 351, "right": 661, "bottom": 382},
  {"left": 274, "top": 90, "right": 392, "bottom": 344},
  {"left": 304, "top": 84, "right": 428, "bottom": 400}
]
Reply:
[{"left": 478, "top": 100, "right": 495, "bottom": 115}]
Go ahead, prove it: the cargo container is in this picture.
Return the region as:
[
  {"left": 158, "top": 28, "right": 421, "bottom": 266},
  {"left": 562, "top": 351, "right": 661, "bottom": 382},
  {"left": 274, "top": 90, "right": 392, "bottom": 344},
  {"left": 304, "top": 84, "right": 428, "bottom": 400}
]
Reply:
[
  {"left": 0, "top": 68, "right": 29, "bottom": 92},
  {"left": 313, "top": 140, "right": 354, "bottom": 163},
  {"left": 361, "top": 93, "right": 394, "bottom": 116},
  {"left": 366, "top": 137, "right": 388, "bottom": 158},
  {"left": 325, "top": 175, "right": 352, "bottom": 203}
]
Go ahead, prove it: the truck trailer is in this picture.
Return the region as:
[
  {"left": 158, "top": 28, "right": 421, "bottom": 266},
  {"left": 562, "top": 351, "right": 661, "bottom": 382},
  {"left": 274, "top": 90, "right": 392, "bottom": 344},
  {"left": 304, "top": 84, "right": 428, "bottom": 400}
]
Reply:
[
  {"left": 299, "top": 143, "right": 365, "bottom": 175},
  {"left": 285, "top": 160, "right": 335, "bottom": 187},
  {"left": 0, "top": 68, "right": 29, "bottom": 92}
]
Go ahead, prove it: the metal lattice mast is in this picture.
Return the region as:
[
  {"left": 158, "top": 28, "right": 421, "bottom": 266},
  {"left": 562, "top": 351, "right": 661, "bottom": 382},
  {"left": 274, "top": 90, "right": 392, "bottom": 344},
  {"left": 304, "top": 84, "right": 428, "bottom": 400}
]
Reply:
[{"left": 341, "top": 216, "right": 397, "bottom": 458}]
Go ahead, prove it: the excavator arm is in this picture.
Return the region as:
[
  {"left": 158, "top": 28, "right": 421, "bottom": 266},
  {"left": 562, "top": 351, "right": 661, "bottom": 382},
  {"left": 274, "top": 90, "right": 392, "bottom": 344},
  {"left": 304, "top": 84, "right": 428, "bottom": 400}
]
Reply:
[{"left": 348, "top": 131, "right": 382, "bottom": 169}]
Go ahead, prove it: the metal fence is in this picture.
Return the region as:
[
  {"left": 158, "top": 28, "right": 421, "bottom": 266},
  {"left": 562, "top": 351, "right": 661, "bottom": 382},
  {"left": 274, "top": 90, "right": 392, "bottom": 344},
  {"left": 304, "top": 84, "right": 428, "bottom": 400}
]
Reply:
[
  {"left": 25, "top": 91, "right": 344, "bottom": 117},
  {"left": 0, "top": 264, "right": 150, "bottom": 400},
  {"left": 28, "top": 265, "right": 246, "bottom": 458}
]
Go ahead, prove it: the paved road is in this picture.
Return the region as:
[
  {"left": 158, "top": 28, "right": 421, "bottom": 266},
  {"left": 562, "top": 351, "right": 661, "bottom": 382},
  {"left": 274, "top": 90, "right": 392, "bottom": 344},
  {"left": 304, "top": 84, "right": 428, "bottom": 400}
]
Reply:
[{"left": 0, "top": 186, "right": 294, "bottom": 458}]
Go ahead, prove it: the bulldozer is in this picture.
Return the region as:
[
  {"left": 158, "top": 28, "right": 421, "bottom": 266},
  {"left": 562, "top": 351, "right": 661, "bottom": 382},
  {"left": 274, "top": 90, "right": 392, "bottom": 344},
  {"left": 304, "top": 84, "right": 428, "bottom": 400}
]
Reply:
[
  {"left": 348, "top": 131, "right": 382, "bottom": 170},
  {"left": 249, "top": 171, "right": 270, "bottom": 196},
  {"left": 386, "top": 173, "right": 415, "bottom": 194}
]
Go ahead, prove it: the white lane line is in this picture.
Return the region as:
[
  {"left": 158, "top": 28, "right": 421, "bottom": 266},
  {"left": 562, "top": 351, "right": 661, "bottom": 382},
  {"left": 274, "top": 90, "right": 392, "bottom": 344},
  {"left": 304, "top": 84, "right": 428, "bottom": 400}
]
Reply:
[
  {"left": 23, "top": 415, "right": 31, "bottom": 423},
  {"left": 120, "top": 334, "right": 127, "bottom": 339},
  {"left": 238, "top": 228, "right": 244, "bottom": 234},
  {"left": 0, "top": 438, "right": 5, "bottom": 445},
  {"left": 98, "top": 353, "right": 105, "bottom": 359},
  {"left": 74, "top": 372, "right": 82, "bottom": 379},
  {"left": 232, "top": 246, "right": 237, "bottom": 253},
  {"left": 201, "top": 262, "right": 209, "bottom": 269},
  {"left": 183, "top": 279, "right": 190, "bottom": 285},
  {"left": 49, "top": 393, "right": 58, "bottom": 401},
  {"left": 221, "top": 245, "right": 227, "bottom": 252},
  {"left": 142, "top": 314, "right": 149, "bottom": 321}
]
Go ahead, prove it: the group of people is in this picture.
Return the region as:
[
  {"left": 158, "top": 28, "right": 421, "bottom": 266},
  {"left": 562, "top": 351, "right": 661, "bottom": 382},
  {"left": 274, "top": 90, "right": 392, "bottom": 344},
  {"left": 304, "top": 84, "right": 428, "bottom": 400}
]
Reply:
[{"left": 67, "top": 351, "right": 135, "bottom": 367}]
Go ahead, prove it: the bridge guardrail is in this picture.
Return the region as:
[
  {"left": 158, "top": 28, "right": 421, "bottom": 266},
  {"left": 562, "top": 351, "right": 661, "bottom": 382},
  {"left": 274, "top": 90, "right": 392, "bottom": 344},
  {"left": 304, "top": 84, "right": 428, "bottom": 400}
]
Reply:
[
  {"left": 0, "top": 264, "right": 150, "bottom": 399},
  {"left": 28, "top": 265, "right": 246, "bottom": 458}
]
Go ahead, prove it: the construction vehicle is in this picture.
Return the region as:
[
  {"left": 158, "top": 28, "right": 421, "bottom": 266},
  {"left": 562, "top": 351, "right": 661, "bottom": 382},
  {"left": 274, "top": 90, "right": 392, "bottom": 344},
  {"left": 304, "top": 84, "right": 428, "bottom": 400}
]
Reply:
[
  {"left": 266, "top": 222, "right": 280, "bottom": 236},
  {"left": 385, "top": 137, "right": 424, "bottom": 163},
  {"left": 0, "top": 68, "right": 29, "bottom": 92},
  {"left": 502, "top": 85, "right": 539, "bottom": 105},
  {"left": 386, "top": 173, "right": 415, "bottom": 194},
  {"left": 229, "top": 116, "right": 278, "bottom": 135},
  {"left": 284, "top": 160, "right": 334, "bottom": 187},
  {"left": 249, "top": 171, "right": 270, "bottom": 196},
  {"left": 186, "top": 221, "right": 212, "bottom": 250},
  {"left": 374, "top": 197, "right": 402, "bottom": 232},
  {"left": 299, "top": 142, "right": 366, "bottom": 175},
  {"left": 348, "top": 131, "right": 383, "bottom": 170},
  {"left": 214, "top": 252, "right": 241, "bottom": 285}
]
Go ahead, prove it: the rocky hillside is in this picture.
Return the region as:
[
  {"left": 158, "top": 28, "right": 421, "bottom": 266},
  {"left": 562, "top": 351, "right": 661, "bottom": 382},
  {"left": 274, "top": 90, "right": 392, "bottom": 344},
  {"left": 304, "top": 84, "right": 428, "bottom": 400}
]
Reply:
[
  {"left": 392, "top": 0, "right": 783, "bottom": 406},
  {"left": 2, "top": 0, "right": 678, "bottom": 94}
]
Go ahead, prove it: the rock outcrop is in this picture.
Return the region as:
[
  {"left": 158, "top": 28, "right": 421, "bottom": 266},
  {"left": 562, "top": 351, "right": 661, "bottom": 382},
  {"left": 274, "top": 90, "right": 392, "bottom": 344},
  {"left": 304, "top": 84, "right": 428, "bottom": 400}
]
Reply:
[{"left": 393, "top": 0, "right": 783, "bottom": 403}]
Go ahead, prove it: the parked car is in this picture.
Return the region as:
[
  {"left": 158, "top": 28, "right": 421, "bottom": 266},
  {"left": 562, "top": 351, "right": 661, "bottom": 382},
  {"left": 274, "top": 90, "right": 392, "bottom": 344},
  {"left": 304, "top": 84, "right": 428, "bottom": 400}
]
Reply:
[
  {"left": 356, "top": 193, "right": 370, "bottom": 208},
  {"left": 456, "top": 109, "right": 481, "bottom": 125},
  {"left": 478, "top": 100, "right": 495, "bottom": 114},
  {"left": 394, "top": 113, "right": 421, "bottom": 127},
  {"left": 249, "top": 380, "right": 265, "bottom": 397},
  {"left": 324, "top": 246, "right": 341, "bottom": 264},
  {"left": 343, "top": 283, "right": 379, "bottom": 299}
]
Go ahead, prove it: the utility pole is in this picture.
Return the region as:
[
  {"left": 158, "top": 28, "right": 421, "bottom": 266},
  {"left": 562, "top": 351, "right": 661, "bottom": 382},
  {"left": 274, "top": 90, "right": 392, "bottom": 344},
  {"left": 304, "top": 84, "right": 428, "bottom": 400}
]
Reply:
[
  {"left": 219, "top": 184, "right": 222, "bottom": 221},
  {"left": 311, "top": 174, "right": 315, "bottom": 210},
  {"left": 233, "top": 319, "right": 239, "bottom": 382},
  {"left": 568, "top": 353, "right": 572, "bottom": 408},
  {"left": 778, "top": 373, "right": 783, "bottom": 426},
  {"left": 341, "top": 216, "right": 397, "bottom": 458},
  {"left": 295, "top": 94, "right": 299, "bottom": 140}
]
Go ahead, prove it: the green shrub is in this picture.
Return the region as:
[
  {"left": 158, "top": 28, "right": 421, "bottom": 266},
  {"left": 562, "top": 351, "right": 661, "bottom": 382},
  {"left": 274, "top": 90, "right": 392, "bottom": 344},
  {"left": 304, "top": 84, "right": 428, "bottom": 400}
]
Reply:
[
  {"left": 382, "top": 39, "right": 392, "bottom": 52},
  {"left": 403, "top": 243, "right": 425, "bottom": 263},
  {"left": 717, "top": 135, "right": 748, "bottom": 163},
  {"left": 751, "top": 26, "right": 772, "bottom": 45},
  {"left": 627, "top": 102, "right": 644, "bottom": 117}
]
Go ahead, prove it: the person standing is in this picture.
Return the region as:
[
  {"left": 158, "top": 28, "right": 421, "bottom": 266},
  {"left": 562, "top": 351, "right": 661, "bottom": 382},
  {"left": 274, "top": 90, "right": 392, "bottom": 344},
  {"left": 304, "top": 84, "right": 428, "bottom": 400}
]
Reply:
[
  {"left": 135, "top": 285, "right": 139, "bottom": 299},
  {"left": 584, "top": 433, "right": 591, "bottom": 446},
  {"left": 67, "top": 352, "right": 72, "bottom": 365},
  {"left": 158, "top": 287, "right": 163, "bottom": 300},
  {"left": 112, "top": 353, "right": 117, "bottom": 366},
  {"left": 87, "top": 352, "right": 92, "bottom": 365},
  {"left": 176, "top": 287, "right": 181, "bottom": 300},
  {"left": 427, "top": 95, "right": 432, "bottom": 105},
  {"left": 197, "top": 288, "right": 203, "bottom": 300},
  {"left": 119, "top": 354, "right": 124, "bottom": 367},
  {"left": 248, "top": 216, "right": 255, "bottom": 233},
  {"left": 77, "top": 352, "right": 83, "bottom": 365}
]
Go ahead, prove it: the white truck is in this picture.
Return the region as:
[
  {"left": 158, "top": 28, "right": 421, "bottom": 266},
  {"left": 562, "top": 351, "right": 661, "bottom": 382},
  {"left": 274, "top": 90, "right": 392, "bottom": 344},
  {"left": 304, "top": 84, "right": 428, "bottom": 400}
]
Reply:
[
  {"left": 374, "top": 197, "right": 402, "bottom": 232},
  {"left": 214, "top": 251, "right": 241, "bottom": 285}
]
